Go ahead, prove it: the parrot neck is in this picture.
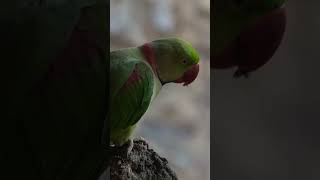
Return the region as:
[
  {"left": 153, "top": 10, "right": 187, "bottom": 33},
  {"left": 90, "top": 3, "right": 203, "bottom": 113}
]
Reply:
[{"left": 139, "top": 43, "right": 162, "bottom": 83}]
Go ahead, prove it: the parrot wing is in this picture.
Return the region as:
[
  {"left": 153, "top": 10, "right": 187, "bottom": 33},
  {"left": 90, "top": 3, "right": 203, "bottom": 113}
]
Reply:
[{"left": 110, "top": 60, "right": 154, "bottom": 130}]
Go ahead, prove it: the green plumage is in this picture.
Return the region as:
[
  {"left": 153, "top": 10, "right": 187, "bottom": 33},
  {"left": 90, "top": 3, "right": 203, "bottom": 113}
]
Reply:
[
  {"left": 110, "top": 48, "right": 160, "bottom": 145},
  {"left": 109, "top": 38, "right": 200, "bottom": 146}
]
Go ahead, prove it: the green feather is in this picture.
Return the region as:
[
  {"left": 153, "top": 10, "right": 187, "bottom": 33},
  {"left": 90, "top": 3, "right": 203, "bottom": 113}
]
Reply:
[
  {"left": 110, "top": 48, "right": 159, "bottom": 145},
  {"left": 109, "top": 37, "right": 199, "bottom": 145}
]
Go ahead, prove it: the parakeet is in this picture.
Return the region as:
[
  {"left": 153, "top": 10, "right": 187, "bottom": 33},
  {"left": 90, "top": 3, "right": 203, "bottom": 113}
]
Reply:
[
  {"left": 212, "top": 0, "right": 287, "bottom": 77},
  {"left": 109, "top": 38, "right": 200, "bottom": 153}
]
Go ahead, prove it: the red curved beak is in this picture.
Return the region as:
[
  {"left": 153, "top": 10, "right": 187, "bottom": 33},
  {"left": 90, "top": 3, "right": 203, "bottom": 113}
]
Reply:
[{"left": 174, "top": 64, "right": 200, "bottom": 86}]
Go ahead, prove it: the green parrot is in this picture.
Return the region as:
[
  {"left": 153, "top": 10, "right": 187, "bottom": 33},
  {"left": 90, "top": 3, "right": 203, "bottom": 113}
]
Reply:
[
  {"left": 212, "top": 0, "right": 287, "bottom": 77},
  {"left": 109, "top": 38, "right": 200, "bottom": 153}
]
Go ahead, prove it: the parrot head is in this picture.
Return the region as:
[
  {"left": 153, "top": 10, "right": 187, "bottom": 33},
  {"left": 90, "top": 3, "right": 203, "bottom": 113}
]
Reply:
[
  {"left": 141, "top": 38, "right": 200, "bottom": 86},
  {"left": 212, "top": 0, "right": 287, "bottom": 77}
]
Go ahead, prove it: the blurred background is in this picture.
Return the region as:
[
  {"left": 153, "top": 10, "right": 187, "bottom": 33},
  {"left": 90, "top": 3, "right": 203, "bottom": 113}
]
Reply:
[
  {"left": 213, "top": 1, "right": 320, "bottom": 180},
  {"left": 110, "top": 0, "right": 210, "bottom": 179}
]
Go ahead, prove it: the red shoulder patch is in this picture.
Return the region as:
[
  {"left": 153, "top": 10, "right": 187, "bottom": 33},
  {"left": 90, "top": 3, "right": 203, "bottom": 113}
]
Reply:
[{"left": 122, "top": 66, "right": 142, "bottom": 90}]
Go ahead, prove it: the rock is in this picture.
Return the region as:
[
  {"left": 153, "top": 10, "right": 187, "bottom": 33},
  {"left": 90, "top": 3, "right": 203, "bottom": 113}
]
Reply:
[{"left": 108, "top": 138, "right": 178, "bottom": 180}]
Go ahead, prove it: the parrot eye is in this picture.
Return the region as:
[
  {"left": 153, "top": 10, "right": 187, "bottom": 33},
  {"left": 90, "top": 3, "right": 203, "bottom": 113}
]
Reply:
[{"left": 183, "top": 60, "right": 187, "bottom": 64}]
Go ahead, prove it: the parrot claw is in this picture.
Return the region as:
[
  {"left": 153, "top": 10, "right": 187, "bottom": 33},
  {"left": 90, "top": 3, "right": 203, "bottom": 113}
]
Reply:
[
  {"left": 123, "top": 139, "right": 134, "bottom": 157},
  {"left": 110, "top": 139, "right": 134, "bottom": 157}
]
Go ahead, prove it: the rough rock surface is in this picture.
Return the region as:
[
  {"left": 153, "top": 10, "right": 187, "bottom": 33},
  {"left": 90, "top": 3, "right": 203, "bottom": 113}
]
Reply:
[{"left": 109, "top": 138, "right": 178, "bottom": 180}]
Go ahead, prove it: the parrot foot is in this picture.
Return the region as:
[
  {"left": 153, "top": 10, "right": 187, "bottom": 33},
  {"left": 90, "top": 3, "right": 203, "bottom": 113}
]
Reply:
[
  {"left": 110, "top": 139, "right": 134, "bottom": 157},
  {"left": 123, "top": 139, "right": 134, "bottom": 157}
]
